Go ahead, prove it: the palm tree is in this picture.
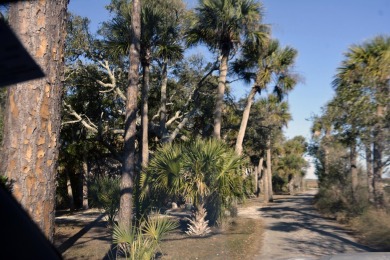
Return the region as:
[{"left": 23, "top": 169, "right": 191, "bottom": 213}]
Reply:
[
  {"left": 253, "top": 95, "right": 291, "bottom": 203},
  {"left": 233, "top": 39, "right": 298, "bottom": 155},
  {"left": 333, "top": 36, "right": 390, "bottom": 208},
  {"left": 141, "top": 138, "right": 245, "bottom": 225},
  {"left": 186, "top": 0, "right": 267, "bottom": 139}
]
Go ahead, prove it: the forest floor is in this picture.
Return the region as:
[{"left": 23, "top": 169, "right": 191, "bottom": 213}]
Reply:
[{"left": 54, "top": 190, "right": 375, "bottom": 260}]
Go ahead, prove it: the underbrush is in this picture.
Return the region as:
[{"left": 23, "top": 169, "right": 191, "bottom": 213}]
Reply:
[
  {"left": 351, "top": 209, "right": 390, "bottom": 250},
  {"left": 315, "top": 185, "right": 390, "bottom": 250}
]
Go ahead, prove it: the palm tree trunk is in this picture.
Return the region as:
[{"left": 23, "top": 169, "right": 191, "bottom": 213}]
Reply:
[
  {"left": 365, "top": 143, "right": 375, "bottom": 205},
  {"left": 373, "top": 105, "right": 385, "bottom": 208},
  {"left": 213, "top": 52, "right": 229, "bottom": 139},
  {"left": 263, "top": 156, "right": 269, "bottom": 203},
  {"left": 266, "top": 145, "right": 274, "bottom": 202},
  {"left": 256, "top": 157, "right": 264, "bottom": 197},
  {"left": 160, "top": 60, "right": 168, "bottom": 141},
  {"left": 0, "top": 0, "right": 67, "bottom": 241},
  {"left": 119, "top": 0, "right": 141, "bottom": 228},
  {"left": 141, "top": 55, "right": 150, "bottom": 168},
  {"left": 350, "top": 141, "right": 358, "bottom": 202},
  {"left": 235, "top": 86, "right": 257, "bottom": 155}
]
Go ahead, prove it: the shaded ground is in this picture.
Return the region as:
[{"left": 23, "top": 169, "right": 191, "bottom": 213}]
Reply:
[
  {"left": 54, "top": 190, "right": 375, "bottom": 259},
  {"left": 54, "top": 201, "right": 265, "bottom": 259},
  {"left": 255, "top": 190, "right": 374, "bottom": 260}
]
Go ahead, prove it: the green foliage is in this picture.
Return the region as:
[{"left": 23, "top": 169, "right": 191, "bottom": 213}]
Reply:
[
  {"left": 141, "top": 138, "right": 247, "bottom": 225},
  {"left": 90, "top": 176, "right": 121, "bottom": 226},
  {"left": 0, "top": 175, "right": 13, "bottom": 192},
  {"left": 112, "top": 215, "right": 178, "bottom": 259}
]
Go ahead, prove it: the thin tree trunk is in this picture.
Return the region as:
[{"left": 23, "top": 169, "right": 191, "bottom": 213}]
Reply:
[
  {"left": 141, "top": 55, "right": 150, "bottom": 168},
  {"left": 160, "top": 60, "right": 168, "bottom": 140},
  {"left": 373, "top": 105, "right": 385, "bottom": 208},
  {"left": 119, "top": 0, "right": 141, "bottom": 228},
  {"left": 235, "top": 86, "right": 257, "bottom": 155},
  {"left": 67, "top": 172, "right": 74, "bottom": 212},
  {"left": 82, "top": 154, "right": 89, "bottom": 210},
  {"left": 350, "top": 141, "right": 358, "bottom": 202},
  {"left": 213, "top": 52, "right": 229, "bottom": 139},
  {"left": 266, "top": 138, "right": 274, "bottom": 202},
  {"left": 263, "top": 157, "right": 269, "bottom": 203},
  {"left": 0, "top": 1, "right": 67, "bottom": 241},
  {"left": 256, "top": 157, "right": 264, "bottom": 197},
  {"left": 365, "top": 143, "right": 375, "bottom": 205}
]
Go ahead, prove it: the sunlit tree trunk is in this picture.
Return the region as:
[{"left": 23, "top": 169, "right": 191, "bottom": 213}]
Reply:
[
  {"left": 0, "top": 1, "right": 67, "bottom": 241},
  {"left": 213, "top": 52, "right": 229, "bottom": 139},
  {"left": 235, "top": 86, "right": 258, "bottom": 155},
  {"left": 82, "top": 154, "right": 89, "bottom": 210},
  {"left": 66, "top": 172, "right": 74, "bottom": 212},
  {"left": 256, "top": 157, "right": 264, "bottom": 197},
  {"left": 266, "top": 143, "right": 274, "bottom": 202},
  {"left": 119, "top": 0, "right": 141, "bottom": 228}
]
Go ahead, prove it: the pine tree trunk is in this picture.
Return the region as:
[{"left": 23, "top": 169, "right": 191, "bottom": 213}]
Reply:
[
  {"left": 213, "top": 52, "right": 229, "bottom": 139},
  {"left": 235, "top": 86, "right": 257, "bottom": 155},
  {"left": 0, "top": 1, "right": 67, "bottom": 241},
  {"left": 119, "top": 0, "right": 141, "bottom": 228}
]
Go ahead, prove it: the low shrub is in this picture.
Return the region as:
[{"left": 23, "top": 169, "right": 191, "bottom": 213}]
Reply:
[
  {"left": 352, "top": 209, "right": 390, "bottom": 250},
  {"left": 89, "top": 176, "right": 120, "bottom": 226}
]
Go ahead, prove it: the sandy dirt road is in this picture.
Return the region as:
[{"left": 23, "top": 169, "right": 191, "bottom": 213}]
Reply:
[{"left": 239, "top": 190, "right": 373, "bottom": 260}]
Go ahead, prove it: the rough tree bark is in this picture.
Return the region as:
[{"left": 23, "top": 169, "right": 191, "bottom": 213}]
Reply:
[
  {"left": 0, "top": 1, "right": 68, "bottom": 241},
  {"left": 119, "top": 0, "right": 141, "bottom": 228}
]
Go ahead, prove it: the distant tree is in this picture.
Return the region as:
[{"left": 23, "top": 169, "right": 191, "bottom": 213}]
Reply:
[{"left": 0, "top": 1, "right": 68, "bottom": 241}]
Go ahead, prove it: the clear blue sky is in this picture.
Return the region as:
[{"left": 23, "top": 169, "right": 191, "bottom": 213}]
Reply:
[{"left": 69, "top": 0, "right": 390, "bottom": 141}]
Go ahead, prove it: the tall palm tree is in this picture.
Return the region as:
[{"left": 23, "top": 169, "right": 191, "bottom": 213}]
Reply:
[
  {"left": 233, "top": 39, "right": 298, "bottom": 155},
  {"left": 253, "top": 95, "right": 291, "bottom": 203},
  {"left": 186, "top": 0, "right": 267, "bottom": 139}
]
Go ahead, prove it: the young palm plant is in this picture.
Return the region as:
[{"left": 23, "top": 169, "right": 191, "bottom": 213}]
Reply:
[{"left": 141, "top": 138, "right": 246, "bottom": 233}]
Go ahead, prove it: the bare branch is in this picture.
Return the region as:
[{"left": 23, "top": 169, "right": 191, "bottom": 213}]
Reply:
[{"left": 63, "top": 101, "right": 98, "bottom": 133}]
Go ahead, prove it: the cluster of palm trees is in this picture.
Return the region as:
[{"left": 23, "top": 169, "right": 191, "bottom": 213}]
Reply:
[{"left": 312, "top": 36, "right": 390, "bottom": 209}]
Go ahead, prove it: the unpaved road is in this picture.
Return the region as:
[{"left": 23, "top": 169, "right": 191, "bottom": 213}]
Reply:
[{"left": 240, "top": 190, "right": 373, "bottom": 260}]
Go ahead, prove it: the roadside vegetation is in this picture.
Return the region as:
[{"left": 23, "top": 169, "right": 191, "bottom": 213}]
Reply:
[{"left": 310, "top": 36, "right": 390, "bottom": 250}]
